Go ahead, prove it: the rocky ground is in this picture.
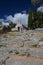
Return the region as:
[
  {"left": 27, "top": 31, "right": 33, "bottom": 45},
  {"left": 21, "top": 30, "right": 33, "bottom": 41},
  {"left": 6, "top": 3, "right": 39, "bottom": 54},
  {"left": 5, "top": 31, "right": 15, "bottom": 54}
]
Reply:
[{"left": 0, "top": 29, "right": 43, "bottom": 65}]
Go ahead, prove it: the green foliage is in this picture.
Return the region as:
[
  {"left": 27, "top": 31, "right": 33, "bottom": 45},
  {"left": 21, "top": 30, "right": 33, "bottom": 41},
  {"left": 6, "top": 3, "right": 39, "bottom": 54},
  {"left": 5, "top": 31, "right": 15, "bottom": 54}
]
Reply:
[
  {"left": 0, "top": 45, "right": 6, "bottom": 48},
  {"left": 9, "top": 22, "right": 16, "bottom": 28},
  {"left": 32, "top": 44, "right": 38, "bottom": 47},
  {"left": 3, "top": 26, "right": 11, "bottom": 33},
  {"left": 31, "top": 0, "right": 43, "bottom": 28},
  {"left": 31, "top": 0, "right": 43, "bottom": 5},
  {"left": 39, "top": 38, "right": 43, "bottom": 41},
  {"left": 28, "top": 9, "right": 43, "bottom": 29},
  {"left": 0, "top": 22, "right": 2, "bottom": 26},
  {"left": 28, "top": 10, "right": 33, "bottom": 29}
]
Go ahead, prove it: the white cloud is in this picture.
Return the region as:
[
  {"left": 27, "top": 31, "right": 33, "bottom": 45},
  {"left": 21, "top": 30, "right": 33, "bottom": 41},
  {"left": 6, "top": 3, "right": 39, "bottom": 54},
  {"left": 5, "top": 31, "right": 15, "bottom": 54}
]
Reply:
[
  {"left": 6, "top": 13, "right": 28, "bottom": 27},
  {"left": 0, "top": 19, "right": 4, "bottom": 22},
  {"left": 6, "top": 15, "right": 14, "bottom": 22},
  {"left": 2, "top": 22, "right": 9, "bottom": 26},
  {"left": 37, "top": 6, "right": 43, "bottom": 12},
  {"left": 0, "top": 13, "right": 28, "bottom": 27},
  {"left": 0, "top": 19, "right": 9, "bottom": 26}
]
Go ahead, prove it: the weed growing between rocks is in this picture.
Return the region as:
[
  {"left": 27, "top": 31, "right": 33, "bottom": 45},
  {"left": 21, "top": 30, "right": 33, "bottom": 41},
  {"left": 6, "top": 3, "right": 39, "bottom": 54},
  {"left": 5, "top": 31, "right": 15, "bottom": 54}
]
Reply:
[
  {"left": 0, "top": 45, "right": 7, "bottom": 48},
  {"left": 9, "top": 50, "right": 13, "bottom": 54},
  {"left": 32, "top": 44, "right": 38, "bottom": 48},
  {"left": 39, "top": 38, "right": 43, "bottom": 41}
]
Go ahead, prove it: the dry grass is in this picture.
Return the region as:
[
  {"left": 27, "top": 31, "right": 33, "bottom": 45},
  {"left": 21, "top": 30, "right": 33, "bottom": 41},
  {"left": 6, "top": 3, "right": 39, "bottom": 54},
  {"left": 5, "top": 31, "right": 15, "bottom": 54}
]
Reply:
[
  {"left": 7, "top": 32, "right": 17, "bottom": 36},
  {"left": 39, "top": 38, "right": 43, "bottom": 41},
  {"left": 31, "top": 44, "right": 38, "bottom": 48}
]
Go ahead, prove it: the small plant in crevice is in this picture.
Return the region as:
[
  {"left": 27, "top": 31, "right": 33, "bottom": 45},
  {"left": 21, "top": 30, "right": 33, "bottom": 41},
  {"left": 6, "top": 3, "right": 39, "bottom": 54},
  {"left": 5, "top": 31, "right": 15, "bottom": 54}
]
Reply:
[
  {"left": 0, "top": 45, "right": 7, "bottom": 48},
  {"left": 9, "top": 50, "right": 13, "bottom": 54},
  {"left": 32, "top": 44, "right": 38, "bottom": 48},
  {"left": 39, "top": 38, "right": 43, "bottom": 41}
]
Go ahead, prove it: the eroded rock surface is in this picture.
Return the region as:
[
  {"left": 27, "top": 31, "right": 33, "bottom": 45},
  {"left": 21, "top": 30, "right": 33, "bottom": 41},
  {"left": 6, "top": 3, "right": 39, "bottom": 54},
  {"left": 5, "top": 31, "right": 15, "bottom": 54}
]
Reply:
[{"left": 0, "top": 29, "right": 43, "bottom": 65}]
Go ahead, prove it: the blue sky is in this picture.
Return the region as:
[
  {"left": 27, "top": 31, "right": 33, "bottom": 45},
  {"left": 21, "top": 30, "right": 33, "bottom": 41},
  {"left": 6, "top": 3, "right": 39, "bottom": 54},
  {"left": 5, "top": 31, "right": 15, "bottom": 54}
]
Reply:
[
  {"left": 0, "top": 0, "right": 42, "bottom": 27},
  {"left": 0, "top": 0, "right": 31, "bottom": 18}
]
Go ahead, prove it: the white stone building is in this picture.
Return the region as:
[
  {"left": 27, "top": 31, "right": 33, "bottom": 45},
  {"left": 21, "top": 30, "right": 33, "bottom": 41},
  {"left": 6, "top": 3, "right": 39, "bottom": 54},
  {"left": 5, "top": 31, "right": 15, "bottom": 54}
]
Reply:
[
  {"left": 11, "top": 21, "right": 23, "bottom": 32},
  {"left": 15, "top": 21, "right": 23, "bottom": 32}
]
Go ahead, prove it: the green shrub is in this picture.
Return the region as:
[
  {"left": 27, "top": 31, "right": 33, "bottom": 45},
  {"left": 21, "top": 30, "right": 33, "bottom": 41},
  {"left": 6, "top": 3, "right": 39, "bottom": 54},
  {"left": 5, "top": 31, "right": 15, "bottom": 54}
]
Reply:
[
  {"left": 32, "top": 44, "right": 38, "bottom": 47},
  {"left": 0, "top": 45, "right": 6, "bottom": 48},
  {"left": 39, "top": 38, "right": 43, "bottom": 41}
]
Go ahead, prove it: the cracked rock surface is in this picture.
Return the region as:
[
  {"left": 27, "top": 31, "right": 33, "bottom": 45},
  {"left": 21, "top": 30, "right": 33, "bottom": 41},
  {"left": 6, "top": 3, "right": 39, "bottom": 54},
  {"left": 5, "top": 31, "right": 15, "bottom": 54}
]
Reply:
[{"left": 0, "top": 29, "right": 43, "bottom": 65}]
